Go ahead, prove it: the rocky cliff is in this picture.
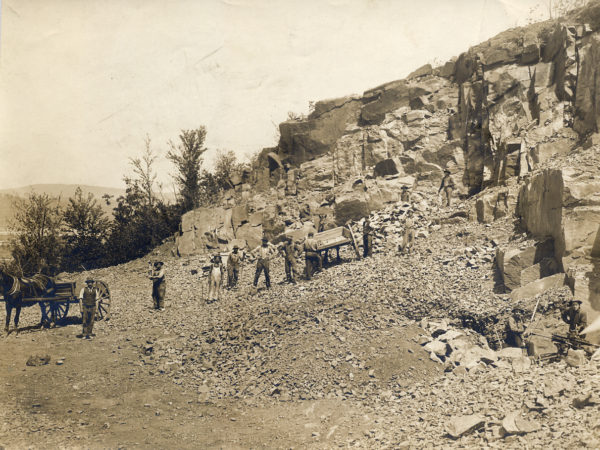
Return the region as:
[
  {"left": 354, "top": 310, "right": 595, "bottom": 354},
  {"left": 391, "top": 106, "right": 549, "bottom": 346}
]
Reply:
[{"left": 175, "top": 2, "right": 600, "bottom": 316}]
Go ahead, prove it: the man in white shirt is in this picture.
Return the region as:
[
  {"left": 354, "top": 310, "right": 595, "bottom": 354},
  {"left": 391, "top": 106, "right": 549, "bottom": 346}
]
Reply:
[
  {"left": 78, "top": 278, "right": 99, "bottom": 339},
  {"left": 251, "top": 237, "right": 277, "bottom": 289}
]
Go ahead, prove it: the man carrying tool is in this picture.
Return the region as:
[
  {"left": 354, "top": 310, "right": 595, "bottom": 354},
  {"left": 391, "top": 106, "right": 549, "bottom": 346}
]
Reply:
[
  {"left": 227, "top": 245, "right": 242, "bottom": 289},
  {"left": 251, "top": 237, "right": 277, "bottom": 289},
  {"left": 149, "top": 261, "right": 166, "bottom": 311},
  {"left": 78, "top": 278, "right": 99, "bottom": 340},
  {"left": 506, "top": 309, "right": 526, "bottom": 348},
  {"left": 562, "top": 299, "right": 588, "bottom": 339},
  {"left": 438, "top": 169, "right": 456, "bottom": 207},
  {"left": 303, "top": 231, "right": 322, "bottom": 280}
]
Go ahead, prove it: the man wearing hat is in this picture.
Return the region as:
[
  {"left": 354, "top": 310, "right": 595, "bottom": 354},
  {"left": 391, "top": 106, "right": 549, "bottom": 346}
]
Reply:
[
  {"left": 78, "top": 278, "right": 99, "bottom": 339},
  {"left": 280, "top": 236, "right": 300, "bottom": 284},
  {"left": 149, "top": 261, "right": 166, "bottom": 311},
  {"left": 207, "top": 254, "right": 224, "bottom": 302},
  {"left": 250, "top": 237, "right": 277, "bottom": 289},
  {"left": 400, "top": 185, "right": 411, "bottom": 204},
  {"left": 438, "top": 169, "right": 456, "bottom": 207},
  {"left": 506, "top": 308, "right": 526, "bottom": 348},
  {"left": 227, "top": 245, "right": 242, "bottom": 288},
  {"left": 562, "top": 299, "right": 588, "bottom": 338},
  {"left": 303, "top": 231, "right": 322, "bottom": 280}
]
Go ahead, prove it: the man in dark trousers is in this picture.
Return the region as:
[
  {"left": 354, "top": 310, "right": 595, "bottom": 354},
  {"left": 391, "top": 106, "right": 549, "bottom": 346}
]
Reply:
[
  {"left": 438, "top": 169, "right": 456, "bottom": 207},
  {"left": 303, "top": 232, "right": 322, "bottom": 280},
  {"left": 400, "top": 185, "right": 411, "bottom": 204},
  {"left": 280, "top": 236, "right": 300, "bottom": 284},
  {"left": 227, "top": 245, "right": 242, "bottom": 288},
  {"left": 251, "top": 237, "right": 277, "bottom": 289},
  {"left": 78, "top": 278, "right": 99, "bottom": 340},
  {"left": 363, "top": 216, "right": 373, "bottom": 258},
  {"left": 562, "top": 299, "right": 588, "bottom": 338},
  {"left": 149, "top": 261, "right": 166, "bottom": 311}
]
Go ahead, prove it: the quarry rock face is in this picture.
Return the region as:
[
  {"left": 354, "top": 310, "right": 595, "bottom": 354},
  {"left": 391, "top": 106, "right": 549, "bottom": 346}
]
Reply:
[{"left": 174, "top": 4, "right": 600, "bottom": 324}]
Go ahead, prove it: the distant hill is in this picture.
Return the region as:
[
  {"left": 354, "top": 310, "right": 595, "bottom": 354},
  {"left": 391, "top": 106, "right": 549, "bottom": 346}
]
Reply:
[
  {"left": 0, "top": 184, "right": 177, "bottom": 231},
  {"left": 0, "top": 184, "right": 126, "bottom": 201}
]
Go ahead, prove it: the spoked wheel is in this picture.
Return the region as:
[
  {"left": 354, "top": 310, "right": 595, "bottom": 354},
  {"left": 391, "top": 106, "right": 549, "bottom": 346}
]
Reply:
[
  {"left": 94, "top": 280, "right": 111, "bottom": 321},
  {"left": 40, "top": 301, "right": 70, "bottom": 327}
]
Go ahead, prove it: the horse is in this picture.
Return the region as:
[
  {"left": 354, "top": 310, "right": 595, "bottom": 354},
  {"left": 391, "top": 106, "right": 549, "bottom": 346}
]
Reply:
[{"left": 0, "top": 268, "right": 56, "bottom": 334}]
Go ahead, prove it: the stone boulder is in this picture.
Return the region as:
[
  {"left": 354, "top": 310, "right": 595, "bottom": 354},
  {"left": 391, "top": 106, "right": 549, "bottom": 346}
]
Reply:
[
  {"left": 496, "top": 240, "right": 555, "bottom": 291},
  {"left": 361, "top": 80, "right": 428, "bottom": 125},
  {"left": 278, "top": 96, "right": 362, "bottom": 165},
  {"left": 510, "top": 273, "right": 566, "bottom": 301},
  {"left": 373, "top": 158, "right": 401, "bottom": 178},
  {"left": 236, "top": 223, "right": 263, "bottom": 250}
]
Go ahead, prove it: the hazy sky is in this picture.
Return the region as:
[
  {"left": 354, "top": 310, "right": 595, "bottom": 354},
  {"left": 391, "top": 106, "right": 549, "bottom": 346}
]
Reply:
[{"left": 0, "top": 0, "right": 546, "bottom": 190}]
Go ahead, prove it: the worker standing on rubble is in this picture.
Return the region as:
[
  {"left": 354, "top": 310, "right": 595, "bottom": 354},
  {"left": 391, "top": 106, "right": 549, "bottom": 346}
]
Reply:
[
  {"left": 207, "top": 254, "right": 224, "bottom": 302},
  {"left": 362, "top": 216, "right": 373, "bottom": 258},
  {"left": 280, "top": 236, "right": 300, "bottom": 284},
  {"left": 438, "top": 169, "right": 456, "bottom": 207},
  {"left": 227, "top": 245, "right": 242, "bottom": 289},
  {"left": 251, "top": 237, "right": 277, "bottom": 289},
  {"left": 400, "top": 185, "right": 411, "bottom": 204},
  {"left": 401, "top": 210, "right": 415, "bottom": 254},
  {"left": 562, "top": 299, "right": 588, "bottom": 338},
  {"left": 149, "top": 261, "right": 166, "bottom": 311},
  {"left": 303, "top": 231, "right": 322, "bottom": 280}
]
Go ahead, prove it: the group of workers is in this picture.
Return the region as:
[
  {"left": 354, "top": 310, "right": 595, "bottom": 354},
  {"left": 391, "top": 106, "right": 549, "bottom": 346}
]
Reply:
[
  {"left": 142, "top": 174, "right": 460, "bottom": 306},
  {"left": 505, "top": 298, "right": 589, "bottom": 352}
]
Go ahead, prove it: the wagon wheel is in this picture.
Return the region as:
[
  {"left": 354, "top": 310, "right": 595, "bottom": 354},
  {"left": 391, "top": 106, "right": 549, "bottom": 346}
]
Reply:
[
  {"left": 49, "top": 301, "right": 70, "bottom": 324},
  {"left": 39, "top": 301, "right": 70, "bottom": 327},
  {"left": 94, "top": 281, "right": 111, "bottom": 321}
]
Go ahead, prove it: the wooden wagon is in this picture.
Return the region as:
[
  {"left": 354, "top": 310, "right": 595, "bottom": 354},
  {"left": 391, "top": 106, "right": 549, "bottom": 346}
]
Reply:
[
  {"left": 3, "top": 280, "right": 111, "bottom": 326},
  {"left": 314, "top": 226, "right": 361, "bottom": 263}
]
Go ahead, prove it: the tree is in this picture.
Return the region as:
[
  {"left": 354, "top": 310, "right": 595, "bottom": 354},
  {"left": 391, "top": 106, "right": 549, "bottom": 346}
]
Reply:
[
  {"left": 104, "top": 138, "right": 180, "bottom": 265},
  {"left": 197, "top": 150, "right": 242, "bottom": 206},
  {"left": 10, "top": 192, "right": 63, "bottom": 276},
  {"left": 167, "top": 127, "right": 208, "bottom": 213},
  {"left": 131, "top": 135, "right": 159, "bottom": 208},
  {"left": 63, "top": 187, "right": 110, "bottom": 271}
]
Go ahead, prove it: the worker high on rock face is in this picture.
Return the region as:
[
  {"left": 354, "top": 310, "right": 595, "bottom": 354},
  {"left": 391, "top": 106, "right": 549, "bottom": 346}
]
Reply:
[
  {"left": 438, "top": 169, "right": 456, "bottom": 207},
  {"left": 506, "top": 309, "right": 526, "bottom": 348}
]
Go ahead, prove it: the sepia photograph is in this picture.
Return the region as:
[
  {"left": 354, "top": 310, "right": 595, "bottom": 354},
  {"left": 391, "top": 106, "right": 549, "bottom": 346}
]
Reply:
[{"left": 1, "top": 0, "right": 600, "bottom": 447}]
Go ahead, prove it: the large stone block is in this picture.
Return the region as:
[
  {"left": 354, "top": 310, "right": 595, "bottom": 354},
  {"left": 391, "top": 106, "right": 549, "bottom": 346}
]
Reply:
[
  {"left": 574, "top": 34, "right": 600, "bottom": 136},
  {"left": 510, "top": 273, "right": 566, "bottom": 301},
  {"left": 235, "top": 223, "right": 263, "bottom": 250},
  {"left": 496, "top": 240, "right": 555, "bottom": 291},
  {"left": 231, "top": 204, "right": 249, "bottom": 228},
  {"left": 334, "top": 191, "right": 371, "bottom": 225},
  {"left": 373, "top": 158, "right": 401, "bottom": 178},
  {"left": 176, "top": 232, "right": 196, "bottom": 256},
  {"left": 361, "top": 81, "right": 428, "bottom": 125}
]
